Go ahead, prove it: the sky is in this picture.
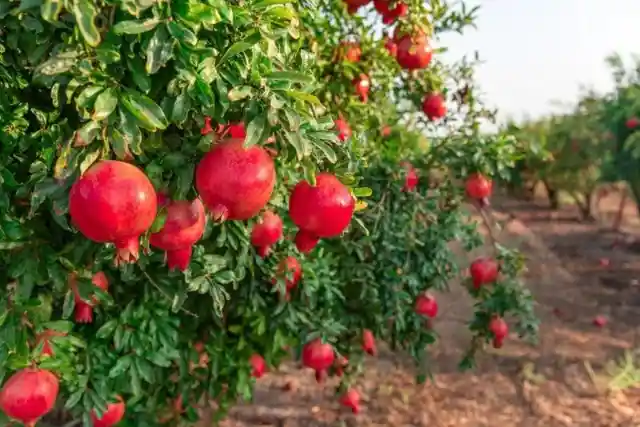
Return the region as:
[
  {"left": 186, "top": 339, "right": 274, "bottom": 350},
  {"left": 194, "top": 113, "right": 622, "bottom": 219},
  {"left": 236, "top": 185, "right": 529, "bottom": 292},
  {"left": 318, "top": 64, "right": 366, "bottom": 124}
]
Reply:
[{"left": 440, "top": 0, "right": 640, "bottom": 124}]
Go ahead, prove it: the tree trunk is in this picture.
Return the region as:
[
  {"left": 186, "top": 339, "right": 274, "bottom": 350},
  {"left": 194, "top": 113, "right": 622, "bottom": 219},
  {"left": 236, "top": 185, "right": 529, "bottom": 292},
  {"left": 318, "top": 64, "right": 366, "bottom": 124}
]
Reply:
[
  {"left": 542, "top": 180, "right": 559, "bottom": 209},
  {"left": 612, "top": 187, "right": 628, "bottom": 231}
]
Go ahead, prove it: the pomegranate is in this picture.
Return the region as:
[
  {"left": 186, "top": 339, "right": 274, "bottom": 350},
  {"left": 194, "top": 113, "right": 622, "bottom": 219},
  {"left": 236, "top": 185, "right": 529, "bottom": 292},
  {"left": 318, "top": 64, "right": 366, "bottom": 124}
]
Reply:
[
  {"left": 149, "top": 198, "right": 206, "bottom": 271},
  {"left": 362, "top": 329, "right": 377, "bottom": 356},
  {"left": 250, "top": 354, "right": 266, "bottom": 378},
  {"left": 343, "top": 0, "right": 370, "bottom": 14},
  {"left": 465, "top": 173, "right": 492, "bottom": 203},
  {"left": 195, "top": 137, "right": 276, "bottom": 221},
  {"left": 37, "top": 330, "right": 67, "bottom": 357},
  {"left": 340, "top": 389, "right": 360, "bottom": 414},
  {"left": 69, "top": 160, "right": 158, "bottom": 264},
  {"left": 72, "top": 271, "right": 109, "bottom": 324},
  {"left": 250, "top": 211, "right": 283, "bottom": 258},
  {"left": 273, "top": 256, "right": 302, "bottom": 291},
  {"left": 375, "top": 0, "right": 407, "bottom": 23},
  {"left": 91, "top": 396, "right": 126, "bottom": 427},
  {"left": 396, "top": 33, "right": 432, "bottom": 70},
  {"left": 593, "top": 315, "right": 608, "bottom": 327},
  {"left": 415, "top": 294, "right": 438, "bottom": 318},
  {"left": 401, "top": 163, "right": 418, "bottom": 192},
  {"left": 201, "top": 117, "right": 214, "bottom": 135},
  {"left": 334, "top": 355, "right": 349, "bottom": 377},
  {"left": 226, "top": 122, "right": 247, "bottom": 139},
  {"left": 384, "top": 37, "right": 397, "bottom": 56},
  {"left": 295, "top": 231, "right": 320, "bottom": 254},
  {"left": 0, "top": 368, "right": 59, "bottom": 427},
  {"left": 289, "top": 173, "right": 355, "bottom": 253},
  {"left": 340, "top": 42, "right": 361, "bottom": 62},
  {"left": 489, "top": 316, "right": 508, "bottom": 348},
  {"left": 626, "top": 117, "right": 639, "bottom": 129},
  {"left": 469, "top": 257, "right": 498, "bottom": 288},
  {"left": 302, "top": 339, "right": 335, "bottom": 382},
  {"left": 422, "top": 93, "right": 447, "bottom": 120},
  {"left": 335, "top": 117, "right": 352, "bottom": 142},
  {"left": 353, "top": 74, "right": 370, "bottom": 103}
]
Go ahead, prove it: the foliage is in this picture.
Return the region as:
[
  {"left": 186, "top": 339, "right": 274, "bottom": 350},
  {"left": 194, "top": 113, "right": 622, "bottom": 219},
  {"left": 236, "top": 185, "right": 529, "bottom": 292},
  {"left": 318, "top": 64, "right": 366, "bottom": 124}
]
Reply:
[{"left": 0, "top": 0, "right": 536, "bottom": 425}]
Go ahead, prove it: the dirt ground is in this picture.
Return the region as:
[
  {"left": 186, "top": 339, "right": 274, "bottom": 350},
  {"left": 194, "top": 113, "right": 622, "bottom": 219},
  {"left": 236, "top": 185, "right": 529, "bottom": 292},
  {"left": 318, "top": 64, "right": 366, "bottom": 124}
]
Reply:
[{"left": 218, "top": 189, "right": 640, "bottom": 427}]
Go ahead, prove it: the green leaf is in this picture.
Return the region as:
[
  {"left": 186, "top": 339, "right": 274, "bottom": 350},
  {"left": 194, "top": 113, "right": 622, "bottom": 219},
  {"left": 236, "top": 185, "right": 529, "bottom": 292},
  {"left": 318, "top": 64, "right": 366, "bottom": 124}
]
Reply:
[
  {"left": 228, "top": 86, "right": 254, "bottom": 102},
  {"left": 170, "top": 93, "right": 190, "bottom": 122},
  {"left": 41, "top": 320, "right": 73, "bottom": 332},
  {"left": 41, "top": 0, "right": 62, "bottom": 22},
  {"left": 265, "top": 71, "right": 313, "bottom": 84},
  {"left": 74, "top": 121, "right": 101, "bottom": 147},
  {"left": 109, "top": 355, "right": 132, "bottom": 378},
  {"left": 312, "top": 139, "right": 336, "bottom": 163},
  {"left": 119, "top": 108, "right": 143, "bottom": 154},
  {"left": 218, "top": 34, "right": 261, "bottom": 65},
  {"left": 110, "top": 128, "right": 131, "bottom": 160},
  {"left": 285, "top": 90, "right": 320, "bottom": 105},
  {"left": 112, "top": 18, "right": 161, "bottom": 35},
  {"left": 92, "top": 88, "right": 118, "bottom": 121},
  {"left": 167, "top": 21, "right": 197, "bottom": 45},
  {"left": 252, "top": 0, "right": 293, "bottom": 9},
  {"left": 283, "top": 129, "right": 306, "bottom": 160},
  {"left": 127, "top": 57, "right": 151, "bottom": 93},
  {"left": 72, "top": 0, "right": 101, "bottom": 47},
  {"left": 244, "top": 114, "right": 267, "bottom": 148},
  {"left": 34, "top": 52, "right": 78, "bottom": 76},
  {"left": 146, "top": 26, "right": 174, "bottom": 74},
  {"left": 121, "top": 90, "right": 168, "bottom": 131},
  {"left": 352, "top": 187, "right": 372, "bottom": 197}
]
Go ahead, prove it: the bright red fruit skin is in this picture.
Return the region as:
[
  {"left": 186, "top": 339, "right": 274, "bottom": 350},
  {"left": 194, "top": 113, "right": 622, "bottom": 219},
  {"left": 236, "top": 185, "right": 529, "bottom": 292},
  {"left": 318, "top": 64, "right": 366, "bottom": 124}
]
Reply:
[
  {"left": 353, "top": 74, "right": 370, "bottom": 103},
  {"left": 469, "top": 257, "right": 498, "bottom": 288},
  {"left": 626, "top": 117, "right": 639, "bottom": 129},
  {"left": 91, "top": 396, "right": 125, "bottom": 427},
  {"left": 274, "top": 256, "right": 302, "bottom": 290},
  {"left": 250, "top": 354, "right": 266, "bottom": 378},
  {"left": 37, "top": 330, "right": 67, "bottom": 357},
  {"left": 150, "top": 199, "right": 206, "bottom": 271},
  {"left": 226, "top": 122, "right": 247, "bottom": 139},
  {"left": 195, "top": 138, "right": 276, "bottom": 221},
  {"left": 302, "top": 339, "right": 335, "bottom": 381},
  {"left": 396, "top": 35, "right": 432, "bottom": 70},
  {"left": 384, "top": 37, "right": 397, "bottom": 56},
  {"left": 340, "top": 389, "right": 360, "bottom": 414},
  {"left": 415, "top": 294, "right": 438, "bottom": 318},
  {"left": 593, "top": 315, "right": 608, "bottom": 327},
  {"left": 335, "top": 118, "right": 352, "bottom": 142},
  {"left": 294, "top": 229, "right": 320, "bottom": 254},
  {"left": 401, "top": 163, "right": 418, "bottom": 192},
  {"left": 422, "top": 93, "right": 447, "bottom": 120},
  {"left": 465, "top": 173, "right": 492, "bottom": 200},
  {"left": 0, "top": 368, "right": 59, "bottom": 426},
  {"left": 72, "top": 271, "right": 109, "bottom": 324},
  {"left": 250, "top": 211, "right": 283, "bottom": 257},
  {"left": 341, "top": 42, "right": 361, "bottom": 62},
  {"left": 489, "top": 316, "right": 508, "bottom": 348},
  {"left": 343, "top": 0, "right": 370, "bottom": 14},
  {"left": 289, "top": 173, "right": 355, "bottom": 252},
  {"left": 201, "top": 117, "right": 214, "bottom": 135},
  {"left": 69, "top": 160, "right": 158, "bottom": 264},
  {"left": 362, "top": 329, "right": 377, "bottom": 356}
]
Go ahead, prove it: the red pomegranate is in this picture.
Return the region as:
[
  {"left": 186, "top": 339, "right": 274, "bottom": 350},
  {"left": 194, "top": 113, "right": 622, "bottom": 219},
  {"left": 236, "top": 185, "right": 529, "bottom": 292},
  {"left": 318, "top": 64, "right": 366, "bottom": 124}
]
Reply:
[
  {"left": 469, "top": 257, "right": 498, "bottom": 288},
  {"left": 37, "top": 330, "right": 67, "bottom": 357},
  {"left": 69, "top": 160, "right": 158, "bottom": 264},
  {"left": 91, "top": 396, "right": 126, "bottom": 427},
  {"left": 362, "top": 329, "right": 377, "bottom": 356},
  {"left": 337, "top": 42, "right": 361, "bottom": 63},
  {"left": 195, "top": 137, "right": 276, "bottom": 221},
  {"left": 201, "top": 117, "right": 214, "bottom": 135},
  {"left": 384, "top": 37, "right": 397, "bottom": 56},
  {"left": 0, "top": 368, "right": 59, "bottom": 426},
  {"left": 353, "top": 74, "right": 370, "bottom": 103},
  {"left": 273, "top": 256, "right": 302, "bottom": 291},
  {"left": 593, "top": 315, "right": 608, "bottom": 327},
  {"left": 465, "top": 173, "right": 492, "bottom": 201},
  {"left": 489, "top": 316, "right": 508, "bottom": 348},
  {"left": 343, "top": 0, "right": 370, "bottom": 14},
  {"left": 226, "top": 122, "right": 247, "bottom": 138},
  {"left": 289, "top": 173, "right": 355, "bottom": 253},
  {"left": 150, "top": 198, "right": 206, "bottom": 271},
  {"left": 72, "top": 271, "right": 109, "bottom": 324},
  {"left": 401, "top": 162, "right": 418, "bottom": 192},
  {"left": 415, "top": 294, "right": 438, "bottom": 318},
  {"left": 250, "top": 354, "right": 266, "bottom": 378},
  {"left": 422, "top": 93, "right": 447, "bottom": 120},
  {"left": 334, "top": 355, "right": 349, "bottom": 377},
  {"left": 339, "top": 389, "right": 360, "bottom": 414},
  {"left": 250, "top": 211, "right": 283, "bottom": 258},
  {"left": 335, "top": 117, "right": 352, "bottom": 142},
  {"left": 302, "top": 339, "right": 335, "bottom": 382},
  {"left": 395, "top": 33, "right": 432, "bottom": 70},
  {"left": 626, "top": 117, "right": 639, "bottom": 129},
  {"left": 295, "top": 231, "right": 320, "bottom": 254},
  {"left": 381, "top": 125, "right": 392, "bottom": 137}
]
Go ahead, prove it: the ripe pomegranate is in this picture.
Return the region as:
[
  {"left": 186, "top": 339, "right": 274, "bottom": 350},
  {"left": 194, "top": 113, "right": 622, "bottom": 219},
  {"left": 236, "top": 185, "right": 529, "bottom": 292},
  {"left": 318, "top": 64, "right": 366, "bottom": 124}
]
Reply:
[
  {"left": 37, "top": 330, "right": 67, "bottom": 357},
  {"left": 626, "top": 117, "right": 639, "bottom": 129},
  {"left": 381, "top": 125, "right": 392, "bottom": 137},
  {"left": 593, "top": 315, "right": 608, "bottom": 327},
  {"left": 384, "top": 37, "right": 397, "bottom": 56},
  {"left": 343, "top": 0, "right": 370, "bottom": 14},
  {"left": 401, "top": 163, "right": 418, "bottom": 192},
  {"left": 289, "top": 173, "right": 355, "bottom": 253},
  {"left": 353, "top": 74, "right": 370, "bottom": 103},
  {"left": 415, "top": 294, "right": 438, "bottom": 318},
  {"left": 465, "top": 173, "right": 492, "bottom": 203},
  {"left": 91, "top": 395, "right": 126, "bottom": 427},
  {"left": 341, "top": 42, "right": 361, "bottom": 62},
  {"left": 273, "top": 256, "right": 302, "bottom": 291},
  {"left": 334, "top": 355, "right": 349, "bottom": 377},
  {"left": 250, "top": 354, "right": 266, "bottom": 378},
  {"left": 335, "top": 117, "right": 352, "bottom": 142},
  {"left": 396, "top": 33, "right": 432, "bottom": 70},
  {"left": 72, "top": 271, "right": 109, "bottom": 324},
  {"left": 489, "top": 316, "right": 508, "bottom": 348},
  {"left": 0, "top": 368, "right": 59, "bottom": 427},
  {"left": 201, "top": 117, "right": 214, "bottom": 135},
  {"left": 422, "top": 93, "right": 447, "bottom": 120},
  {"left": 362, "top": 329, "right": 377, "bottom": 356},
  {"left": 195, "top": 137, "right": 276, "bottom": 221},
  {"left": 469, "top": 257, "right": 498, "bottom": 288},
  {"left": 69, "top": 160, "right": 158, "bottom": 264},
  {"left": 150, "top": 198, "right": 206, "bottom": 271},
  {"left": 250, "top": 211, "right": 283, "bottom": 258},
  {"left": 302, "top": 339, "right": 335, "bottom": 383},
  {"left": 339, "top": 389, "right": 360, "bottom": 414},
  {"left": 226, "top": 122, "right": 247, "bottom": 138}
]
